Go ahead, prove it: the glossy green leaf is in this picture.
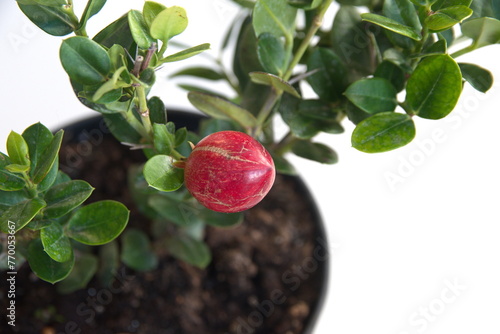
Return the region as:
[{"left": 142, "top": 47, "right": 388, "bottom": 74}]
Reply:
[
  {"left": 128, "top": 10, "right": 156, "bottom": 49},
  {"left": 27, "top": 238, "right": 74, "bottom": 284},
  {"left": 166, "top": 236, "right": 211, "bottom": 269},
  {"left": 37, "top": 159, "right": 59, "bottom": 193},
  {"left": 288, "top": 0, "right": 322, "bottom": 9},
  {"left": 5, "top": 164, "right": 30, "bottom": 174},
  {"left": 143, "top": 155, "right": 184, "bottom": 192},
  {"left": 121, "top": 228, "right": 158, "bottom": 271},
  {"left": 202, "top": 209, "right": 244, "bottom": 228},
  {"left": 159, "top": 43, "right": 210, "bottom": 64},
  {"left": 257, "top": 33, "right": 286, "bottom": 76},
  {"left": 21, "top": 123, "right": 53, "bottom": 178},
  {"left": 352, "top": 112, "right": 416, "bottom": 153},
  {"left": 60, "top": 37, "right": 111, "bottom": 85},
  {"left": 233, "top": 17, "right": 263, "bottom": 91},
  {"left": 253, "top": 0, "right": 297, "bottom": 42},
  {"left": 43, "top": 180, "right": 94, "bottom": 219},
  {"left": 291, "top": 140, "right": 338, "bottom": 164},
  {"left": 57, "top": 253, "right": 98, "bottom": 294},
  {"left": 188, "top": 91, "right": 258, "bottom": 129},
  {"left": 345, "top": 78, "right": 398, "bottom": 114},
  {"left": 0, "top": 198, "right": 46, "bottom": 233},
  {"left": 174, "top": 128, "right": 188, "bottom": 147},
  {"left": 461, "top": 17, "right": 500, "bottom": 49},
  {"left": 249, "top": 72, "right": 300, "bottom": 98},
  {"left": 103, "top": 113, "right": 142, "bottom": 144},
  {"left": 66, "top": 200, "right": 129, "bottom": 245},
  {"left": 33, "top": 130, "right": 63, "bottom": 184},
  {"left": 7, "top": 131, "right": 30, "bottom": 167},
  {"left": 150, "top": 6, "right": 188, "bottom": 43},
  {"left": 458, "top": 63, "right": 493, "bottom": 93},
  {"left": 40, "top": 222, "right": 73, "bottom": 262},
  {"left": 148, "top": 195, "right": 202, "bottom": 226},
  {"left": 79, "top": 0, "right": 107, "bottom": 28},
  {"left": 425, "top": 6, "right": 473, "bottom": 32},
  {"left": 153, "top": 123, "right": 175, "bottom": 155},
  {"left": 432, "top": 0, "right": 471, "bottom": 10},
  {"left": 0, "top": 170, "right": 25, "bottom": 191},
  {"left": 170, "top": 67, "right": 225, "bottom": 81},
  {"left": 417, "top": 39, "right": 448, "bottom": 57},
  {"left": 374, "top": 60, "right": 406, "bottom": 92},
  {"left": 406, "top": 55, "right": 462, "bottom": 119},
  {"left": 93, "top": 14, "right": 134, "bottom": 50},
  {"left": 17, "top": 1, "right": 75, "bottom": 36},
  {"left": 361, "top": 13, "right": 422, "bottom": 41},
  {"left": 148, "top": 96, "right": 167, "bottom": 124},
  {"left": 143, "top": 1, "right": 167, "bottom": 28},
  {"left": 306, "top": 48, "right": 347, "bottom": 102}
]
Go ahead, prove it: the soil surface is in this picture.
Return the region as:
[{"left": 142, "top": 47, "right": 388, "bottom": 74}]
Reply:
[{"left": 0, "top": 117, "right": 327, "bottom": 334}]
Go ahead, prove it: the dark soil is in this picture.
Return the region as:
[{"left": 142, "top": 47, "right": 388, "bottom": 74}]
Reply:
[{"left": 0, "top": 116, "right": 328, "bottom": 334}]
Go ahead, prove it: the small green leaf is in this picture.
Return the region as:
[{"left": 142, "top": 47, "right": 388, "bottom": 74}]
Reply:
[
  {"left": 257, "top": 33, "right": 286, "bottom": 76},
  {"left": 201, "top": 210, "right": 244, "bottom": 228},
  {"left": 66, "top": 200, "right": 129, "bottom": 245},
  {"left": 150, "top": 6, "right": 188, "bottom": 43},
  {"left": 143, "top": 1, "right": 167, "bottom": 28},
  {"left": 40, "top": 222, "right": 73, "bottom": 262},
  {"left": 143, "top": 155, "right": 184, "bottom": 192},
  {"left": 0, "top": 170, "right": 26, "bottom": 191},
  {"left": 153, "top": 123, "right": 175, "bottom": 155},
  {"left": 425, "top": 6, "right": 473, "bottom": 32},
  {"left": 79, "top": 0, "right": 107, "bottom": 29},
  {"left": 148, "top": 195, "right": 202, "bottom": 226},
  {"left": 7, "top": 131, "right": 30, "bottom": 167},
  {"left": 361, "top": 13, "right": 422, "bottom": 41},
  {"left": 121, "top": 228, "right": 158, "bottom": 271},
  {"left": 60, "top": 36, "right": 112, "bottom": 85},
  {"left": 461, "top": 17, "right": 500, "bottom": 50},
  {"left": 43, "top": 180, "right": 94, "bottom": 219},
  {"left": 406, "top": 54, "right": 462, "bottom": 119},
  {"left": 166, "top": 236, "right": 211, "bottom": 269},
  {"left": 0, "top": 198, "right": 46, "bottom": 233},
  {"left": 159, "top": 43, "right": 210, "bottom": 64},
  {"left": 103, "top": 113, "right": 142, "bottom": 144},
  {"left": 345, "top": 78, "right": 398, "bottom": 114},
  {"left": 148, "top": 96, "right": 167, "bottom": 124},
  {"left": 128, "top": 10, "right": 156, "bottom": 49},
  {"left": 291, "top": 140, "right": 338, "bottom": 164},
  {"left": 170, "top": 67, "right": 225, "bottom": 81},
  {"left": 352, "top": 112, "right": 416, "bottom": 153},
  {"left": 57, "top": 253, "right": 98, "bottom": 294},
  {"left": 97, "top": 241, "right": 119, "bottom": 287},
  {"left": 188, "top": 91, "right": 258, "bottom": 130},
  {"left": 33, "top": 130, "right": 63, "bottom": 184},
  {"left": 27, "top": 238, "right": 74, "bottom": 284},
  {"left": 5, "top": 164, "right": 30, "bottom": 174},
  {"left": 175, "top": 128, "right": 188, "bottom": 147},
  {"left": 93, "top": 14, "right": 134, "bottom": 50},
  {"left": 374, "top": 60, "right": 406, "bottom": 92},
  {"left": 17, "top": 1, "right": 75, "bottom": 36},
  {"left": 458, "top": 63, "right": 493, "bottom": 93},
  {"left": 21, "top": 123, "right": 53, "bottom": 177},
  {"left": 288, "top": 0, "right": 322, "bottom": 9},
  {"left": 253, "top": 0, "right": 297, "bottom": 42},
  {"left": 432, "top": 0, "right": 472, "bottom": 11},
  {"left": 249, "top": 72, "right": 301, "bottom": 98},
  {"left": 383, "top": 0, "right": 422, "bottom": 49},
  {"left": 306, "top": 48, "right": 347, "bottom": 102}
]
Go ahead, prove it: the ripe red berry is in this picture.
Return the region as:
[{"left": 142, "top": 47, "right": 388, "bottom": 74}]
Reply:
[{"left": 184, "top": 131, "right": 276, "bottom": 213}]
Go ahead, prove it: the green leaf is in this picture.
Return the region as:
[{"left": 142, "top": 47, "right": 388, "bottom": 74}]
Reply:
[
  {"left": 60, "top": 36, "right": 111, "bottom": 85},
  {"left": 150, "top": 6, "right": 188, "bottom": 43},
  {"left": 57, "top": 253, "right": 98, "bottom": 294},
  {"left": 40, "top": 222, "right": 73, "bottom": 262},
  {"left": 166, "top": 236, "right": 211, "bottom": 269},
  {"left": 97, "top": 241, "right": 119, "bottom": 287},
  {"left": 253, "top": 0, "right": 297, "bottom": 42},
  {"left": 461, "top": 17, "right": 500, "bottom": 49},
  {"left": 188, "top": 91, "right": 258, "bottom": 130},
  {"left": 21, "top": 123, "right": 53, "bottom": 178},
  {"left": 159, "top": 43, "right": 210, "bottom": 64},
  {"left": 249, "top": 72, "right": 300, "bottom": 98},
  {"left": 406, "top": 54, "right": 462, "bottom": 119},
  {"left": 43, "top": 180, "right": 94, "bottom": 219},
  {"left": 66, "top": 200, "right": 129, "bottom": 245},
  {"left": 458, "top": 63, "right": 493, "bottom": 93},
  {"left": 432, "top": 0, "right": 472, "bottom": 10},
  {"left": 201, "top": 209, "right": 244, "bottom": 228},
  {"left": 148, "top": 195, "right": 202, "bottom": 226},
  {"left": 27, "top": 238, "right": 74, "bottom": 284},
  {"left": 257, "top": 33, "right": 286, "bottom": 76},
  {"left": 361, "top": 13, "right": 422, "bottom": 41},
  {"left": 0, "top": 170, "right": 25, "bottom": 191},
  {"left": 33, "top": 130, "right": 63, "bottom": 184},
  {"left": 233, "top": 17, "right": 263, "bottom": 91},
  {"left": 175, "top": 128, "right": 188, "bottom": 147},
  {"left": 121, "top": 228, "right": 158, "bottom": 271},
  {"left": 93, "top": 14, "right": 134, "bottom": 50},
  {"left": 148, "top": 96, "right": 167, "bottom": 124},
  {"left": 425, "top": 6, "right": 473, "bottom": 32},
  {"left": 7, "top": 131, "right": 30, "bottom": 167},
  {"left": 170, "top": 67, "right": 225, "bottom": 81},
  {"left": 5, "top": 164, "right": 30, "bottom": 174},
  {"left": 270, "top": 154, "right": 296, "bottom": 175},
  {"left": 374, "top": 60, "right": 406, "bottom": 92},
  {"left": 383, "top": 0, "right": 422, "bottom": 48},
  {"left": 143, "top": 1, "right": 167, "bottom": 28},
  {"left": 291, "top": 140, "right": 338, "bottom": 164},
  {"left": 288, "top": 0, "right": 322, "bottom": 9},
  {"left": 128, "top": 10, "right": 156, "bottom": 49},
  {"left": 345, "top": 78, "right": 398, "bottom": 114},
  {"left": 103, "top": 113, "right": 142, "bottom": 144},
  {"left": 0, "top": 198, "right": 46, "bottom": 233},
  {"left": 352, "top": 112, "right": 416, "bottom": 153},
  {"left": 153, "top": 123, "right": 175, "bottom": 155},
  {"left": 79, "top": 0, "right": 107, "bottom": 29},
  {"left": 143, "top": 155, "right": 184, "bottom": 192},
  {"left": 306, "top": 48, "right": 347, "bottom": 102},
  {"left": 17, "top": 1, "right": 75, "bottom": 36}
]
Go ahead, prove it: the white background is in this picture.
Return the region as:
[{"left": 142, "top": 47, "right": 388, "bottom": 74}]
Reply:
[{"left": 1, "top": 1, "right": 500, "bottom": 333}]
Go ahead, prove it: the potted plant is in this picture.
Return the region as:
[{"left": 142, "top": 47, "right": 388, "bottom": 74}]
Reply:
[{"left": 1, "top": 0, "right": 498, "bottom": 333}]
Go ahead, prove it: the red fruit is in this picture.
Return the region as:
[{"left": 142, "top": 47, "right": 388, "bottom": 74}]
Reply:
[{"left": 184, "top": 131, "right": 276, "bottom": 213}]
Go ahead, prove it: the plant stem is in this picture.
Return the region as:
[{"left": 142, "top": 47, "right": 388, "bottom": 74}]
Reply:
[
  {"left": 450, "top": 44, "right": 476, "bottom": 59},
  {"left": 136, "top": 86, "right": 153, "bottom": 137},
  {"left": 274, "top": 131, "right": 298, "bottom": 155}
]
